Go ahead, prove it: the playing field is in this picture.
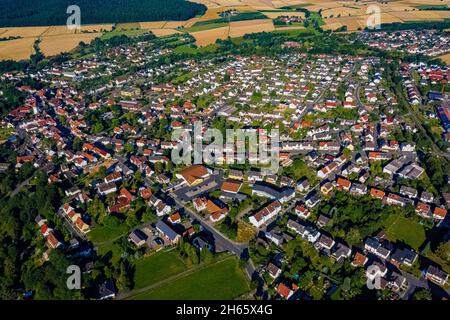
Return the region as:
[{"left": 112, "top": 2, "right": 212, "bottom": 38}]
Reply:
[{"left": 130, "top": 257, "right": 251, "bottom": 300}]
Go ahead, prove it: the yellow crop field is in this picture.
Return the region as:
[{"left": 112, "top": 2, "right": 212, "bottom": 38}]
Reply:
[
  {"left": 0, "top": 37, "right": 36, "bottom": 60},
  {"left": 0, "top": 26, "right": 49, "bottom": 38},
  {"left": 163, "top": 21, "right": 188, "bottom": 29},
  {"left": 263, "top": 11, "right": 306, "bottom": 19},
  {"left": 439, "top": 53, "right": 450, "bottom": 64},
  {"left": 148, "top": 29, "right": 181, "bottom": 37},
  {"left": 322, "top": 22, "right": 343, "bottom": 31},
  {"left": 116, "top": 22, "right": 140, "bottom": 29},
  {"left": 39, "top": 33, "right": 101, "bottom": 57},
  {"left": 191, "top": 26, "right": 229, "bottom": 46},
  {"left": 1, "top": 0, "right": 449, "bottom": 61},
  {"left": 390, "top": 10, "right": 450, "bottom": 21},
  {"left": 322, "top": 7, "right": 365, "bottom": 18},
  {"left": 139, "top": 21, "right": 166, "bottom": 29},
  {"left": 41, "top": 26, "right": 76, "bottom": 36},
  {"left": 80, "top": 24, "right": 113, "bottom": 32},
  {"left": 229, "top": 19, "right": 274, "bottom": 38}
]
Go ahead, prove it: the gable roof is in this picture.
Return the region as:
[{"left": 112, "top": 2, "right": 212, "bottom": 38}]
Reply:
[{"left": 178, "top": 165, "right": 209, "bottom": 185}]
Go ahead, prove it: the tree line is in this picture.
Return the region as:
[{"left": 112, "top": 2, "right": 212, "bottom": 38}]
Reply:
[{"left": 0, "top": 0, "right": 206, "bottom": 27}]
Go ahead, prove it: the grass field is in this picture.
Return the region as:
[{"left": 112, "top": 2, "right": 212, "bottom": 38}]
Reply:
[
  {"left": 88, "top": 222, "right": 130, "bottom": 244},
  {"left": 384, "top": 215, "right": 426, "bottom": 250},
  {"left": 130, "top": 257, "right": 250, "bottom": 299},
  {"left": 100, "top": 28, "right": 149, "bottom": 40},
  {"left": 0, "top": 127, "right": 13, "bottom": 141},
  {"left": 173, "top": 44, "right": 218, "bottom": 54},
  {"left": 97, "top": 242, "right": 124, "bottom": 264},
  {"left": 133, "top": 250, "right": 188, "bottom": 289},
  {"left": 186, "top": 22, "right": 229, "bottom": 33}
]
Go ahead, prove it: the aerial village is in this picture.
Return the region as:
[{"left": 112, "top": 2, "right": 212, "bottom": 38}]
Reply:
[{"left": 1, "top": 30, "right": 449, "bottom": 300}]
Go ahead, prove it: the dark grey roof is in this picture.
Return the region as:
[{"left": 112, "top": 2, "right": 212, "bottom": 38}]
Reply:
[
  {"left": 98, "top": 279, "right": 116, "bottom": 299},
  {"left": 156, "top": 221, "right": 179, "bottom": 241}
]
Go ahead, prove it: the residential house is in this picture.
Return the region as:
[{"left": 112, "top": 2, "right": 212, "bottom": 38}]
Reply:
[
  {"left": 128, "top": 230, "right": 147, "bottom": 247},
  {"left": 352, "top": 252, "right": 368, "bottom": 267},
  {"left": 249, "top": 200, "right": 282, "bottom": 228},
  {"left": 425, "top": 265, "right": 448, "bottom": 286},
  {"left": 155, "top": 220, "right": 180, "bottom": 244}
]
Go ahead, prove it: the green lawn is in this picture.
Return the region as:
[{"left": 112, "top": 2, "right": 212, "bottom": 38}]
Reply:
[
  {"left": 97, "top": 242, "right": 123, "bottom": 264},
  {"left": 173, "top": 44, "right": 218, "bottom": 55},
  {"left": 133, "top": 250, "right": 188, "bottom": 289},
  {"left": 416, "top": 5, "right": 448, "bottom": 10},
  {"left": 131, "top": 257, "right": 250, "bottom": 299},
  {"left": 384, "top": 215, "right": 426, "bottom": 250},
  {"left": 88, "top": 223, "right": 130, "bottom": 244},
  {"left": 0, "top": 127, "right": 13, "bottom": 140},
  {"left": 100, "top": 28, "right": 148, "bottom": 40}
]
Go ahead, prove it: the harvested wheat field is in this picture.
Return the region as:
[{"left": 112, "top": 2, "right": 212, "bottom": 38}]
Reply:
[
  {"left": 39, "top": 33, "right": 101, "bottom": 56},
  {"left": 148, "top": 29, "right": 181, "bottom": 37},
  {"left": 41, "top": 26, "right": 77, "bottom": 37},
  {"left": 390, "top": 10, "right": 450, "bottom": 21},
  {"left": 322, "top": 22, "right": 343, "bottom": 31},
  {"left": 324, "top": 17, "right": 364, "bottom": 31},
  {"left": 163, "top": 21, "right": 188, "bottom": 29},
  {"left": 0, "top": 26, "right": 49, "bottom": 38},
  {"left": 139, "top": 21, "right": 167, "bottom": 29},
  {"left": 439, "top": 53, "right": 450, "bottom": 65},
  {"left": 191, "top": 26, "right": 229, "bottom": 46},
  {"left": 0, "top": 37, "right": 37, "bottom": 60},
  {"left": 229, "top": 19, "right": 274, "bottom": 37},
  {"left": 322, "top": 6, "right": 365, "bottom": 18},
  {"left": 80, "top": 24, "right": 113, "bottom": 32}
]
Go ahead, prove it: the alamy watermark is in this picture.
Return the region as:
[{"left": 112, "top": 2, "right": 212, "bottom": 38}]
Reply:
[
  {"left": 171, "top": 121, "right": 280, "bottom": 175},
  {"left": 66, "top": 265, "right": 81, "bottom": 290},
  {"left": 366, "top": 5, "right": 381, "bottom": 30},
  {"left": 66, "top": 5, "right": 81, "bottom": 30}
]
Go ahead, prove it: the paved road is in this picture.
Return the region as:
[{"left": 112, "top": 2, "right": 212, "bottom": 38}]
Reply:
[
  {"left": 10, "top": 176, "right": 32, "bottom": 196},
  {"left": 172, "top": 196, "right": 248, "bottom": 256}
]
